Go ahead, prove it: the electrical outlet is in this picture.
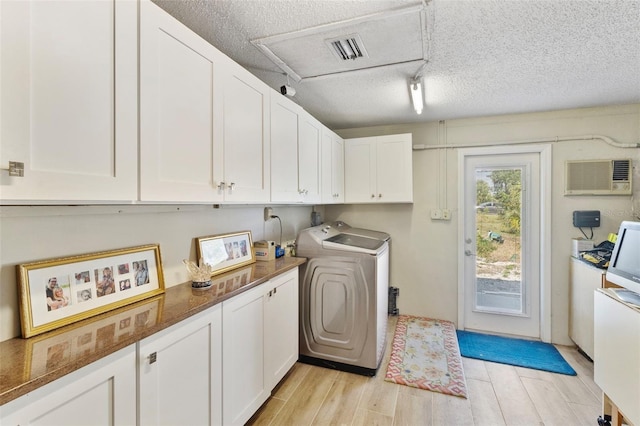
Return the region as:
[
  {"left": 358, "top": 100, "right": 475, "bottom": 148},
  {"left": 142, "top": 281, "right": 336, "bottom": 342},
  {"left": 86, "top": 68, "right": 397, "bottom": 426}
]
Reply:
[
  {"left": 442, "top": 209, "right": 451, "bottom": 220},
  {"left": 264, "top": 207, "right": 273, "bottom": 221},
  {"left": 430, "top": 209, "right": 442, "bottom": 220}
]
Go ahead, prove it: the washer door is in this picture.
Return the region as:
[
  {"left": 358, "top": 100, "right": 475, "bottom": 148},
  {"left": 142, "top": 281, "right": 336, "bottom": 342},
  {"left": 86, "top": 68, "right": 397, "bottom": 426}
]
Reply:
[{"left": 300, "top": 257, "right": 370, "bottom": 363}]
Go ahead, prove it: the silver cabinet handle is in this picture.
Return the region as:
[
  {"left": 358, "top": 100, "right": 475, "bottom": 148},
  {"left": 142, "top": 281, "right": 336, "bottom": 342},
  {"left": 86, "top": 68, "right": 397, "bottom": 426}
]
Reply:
[
  {"left": 149, "top": 352, "right": 157, "bottom": 364},
  {"left": 1, "top": 161, "right": 25, "bottom": 177},
  {"left": 217, "top": 181, "right": 226, "bottom": 190},
  {"left": 229, "top": 182, "right": 236, "bottom": 191}
]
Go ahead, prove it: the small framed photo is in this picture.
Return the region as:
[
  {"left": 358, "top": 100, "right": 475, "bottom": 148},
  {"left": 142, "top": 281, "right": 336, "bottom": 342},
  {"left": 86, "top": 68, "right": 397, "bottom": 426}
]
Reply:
[
  {"left": 17, "top": 245, "right": 165, "bottom": 338},
  {"left": 196, "top": 231, "right": 255, "bottom": 276}
]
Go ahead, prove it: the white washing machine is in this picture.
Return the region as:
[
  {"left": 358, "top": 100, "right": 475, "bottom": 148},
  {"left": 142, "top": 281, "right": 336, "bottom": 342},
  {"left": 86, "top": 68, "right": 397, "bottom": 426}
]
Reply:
[{"left": 296, "top": 224, "right": 390, "bottom": 376}]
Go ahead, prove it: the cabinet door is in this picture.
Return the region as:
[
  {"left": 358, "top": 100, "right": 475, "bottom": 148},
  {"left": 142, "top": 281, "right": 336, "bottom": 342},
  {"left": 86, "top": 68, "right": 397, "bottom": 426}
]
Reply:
[
  {"left": 594, "top": 291, "right": 640, "bottom": 426},
  {"left": 332, "top": 136, "right": 345, "bottom": 203},
  {"left": 344, "top": 137, "right": 377, "bottom": 203},
  {"left": 375, "top": 133, "right": 413, "bottom": 202},
  {"left": 298, "top": 112, "right": 322, "bottom": 204},
  {"left": 0, "top": 0, "right": 137, "bottom": 203},
  {"left": 265, "top": 268, "right": 299, "bottom": 389},
  {"left": 321, "top": 128, "right": 334, "bottom": 203},
  {"left": 139, "top": 1, "right": 222, "bottom": 202},
  {"left": 569, "top": 258, "right": 603, "bottom": 359},
  {"left": 271, "top": 96, "right": 301, "bottom": 203},
  {"left": 216, "top": 63, "right": 271, "bottom": 203},
  {"left": 222, "top": 284, "right": 268, "bottom": 425},
  {"left": 138, "top": 305, "right": 223, "bottom": 426},
  {"left": 0, "top": 345, "right": 136, "bottom": 425},
  {"left": 321, "top": 129, "right": 345, "bottom": 204}
]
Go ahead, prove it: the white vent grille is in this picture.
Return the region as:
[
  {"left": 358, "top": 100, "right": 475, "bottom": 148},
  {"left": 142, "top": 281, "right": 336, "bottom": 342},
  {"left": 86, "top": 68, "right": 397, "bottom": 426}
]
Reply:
[
  {"left": 565, "top": 159, "right": 632, "bottom": 195},
  {"left": 326, "top": 34, "right": 368, "bottom": 61}
]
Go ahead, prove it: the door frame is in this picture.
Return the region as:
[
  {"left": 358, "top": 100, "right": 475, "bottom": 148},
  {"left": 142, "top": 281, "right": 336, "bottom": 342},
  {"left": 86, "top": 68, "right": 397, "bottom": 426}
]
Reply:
[{"left": 457, "top": 144, "right": 552, "bottom": 342}]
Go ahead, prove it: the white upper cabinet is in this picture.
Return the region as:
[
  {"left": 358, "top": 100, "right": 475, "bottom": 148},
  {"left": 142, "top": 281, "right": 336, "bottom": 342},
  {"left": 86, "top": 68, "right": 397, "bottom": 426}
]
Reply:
[
  {"left": 270, "top": 96, "right": 321, "bottom": 204},
  {"left": 271, "top": 95, "right": 302, "bottom": 203},
  {"left": 140, "top": 1, "right": 270, "bottom": 203},
  {"left": 140, "top": 0, "right": 223, "bottom": 202},
  {"left": 214, "top": 61, "right": 271, "bottom": 203},
  {"left": 0, "top": 0, "right": 138, "bottom": 203},
  {"left": 297, "top": 111, "right": 322, "bottom": 204},
  {"left": 345, "top": 133, "right": 413, "bottom": 203},
  {"left": 321, "top": 128, "right": 345, "bottom": 203}
]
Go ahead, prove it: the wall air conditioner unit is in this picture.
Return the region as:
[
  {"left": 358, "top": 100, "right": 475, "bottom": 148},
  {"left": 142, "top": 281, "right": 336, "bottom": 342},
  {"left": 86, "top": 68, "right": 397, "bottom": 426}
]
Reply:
[{"left": 565, "top": 159, "right": 632, "bottom": 195}]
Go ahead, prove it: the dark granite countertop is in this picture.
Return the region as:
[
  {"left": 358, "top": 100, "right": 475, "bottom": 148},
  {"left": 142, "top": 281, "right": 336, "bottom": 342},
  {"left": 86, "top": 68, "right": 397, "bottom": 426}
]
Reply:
[{"left": 0, "top": 256, "right": 306, "bottom": 406}]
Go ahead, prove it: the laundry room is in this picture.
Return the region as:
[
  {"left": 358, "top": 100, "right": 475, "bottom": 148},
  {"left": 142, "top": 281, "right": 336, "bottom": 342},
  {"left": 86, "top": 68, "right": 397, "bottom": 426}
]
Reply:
[{"left": 1, "top": 1, "right": 639, "bottom": 425}]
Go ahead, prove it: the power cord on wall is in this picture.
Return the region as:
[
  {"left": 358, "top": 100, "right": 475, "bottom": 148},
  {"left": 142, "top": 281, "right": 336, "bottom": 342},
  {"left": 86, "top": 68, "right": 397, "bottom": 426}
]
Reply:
[
  {"left": 578, "top": 226, "right": 594, "bottom": 240},
  {"left": 271, "top": 215, "right": 282, "bottom": 245}
]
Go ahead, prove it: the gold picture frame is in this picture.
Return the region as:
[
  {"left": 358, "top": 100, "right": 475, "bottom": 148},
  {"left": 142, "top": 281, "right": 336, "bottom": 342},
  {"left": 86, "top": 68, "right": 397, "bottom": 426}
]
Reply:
[
  {"left": 17, "top": 244, "right": 165, "bottom": 338},
  {"left": 195, "top": 231, "right": 256, "bottom": 276}
]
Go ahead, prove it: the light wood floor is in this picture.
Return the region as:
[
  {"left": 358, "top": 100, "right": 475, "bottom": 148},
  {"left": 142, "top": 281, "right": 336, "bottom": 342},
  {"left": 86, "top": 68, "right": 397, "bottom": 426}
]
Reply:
[{"left": 248, "top": 317, "right": 603, "bottom": 426}]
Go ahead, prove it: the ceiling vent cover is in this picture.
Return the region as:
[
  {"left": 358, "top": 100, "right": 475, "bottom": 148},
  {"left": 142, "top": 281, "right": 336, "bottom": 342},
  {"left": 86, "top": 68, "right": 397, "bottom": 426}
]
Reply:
[
  {"left": 565, "top": 159, "right": 633, "bottom": 195},
  {"left": 326, "top": 34, "right": 369, "bottom": 61}
]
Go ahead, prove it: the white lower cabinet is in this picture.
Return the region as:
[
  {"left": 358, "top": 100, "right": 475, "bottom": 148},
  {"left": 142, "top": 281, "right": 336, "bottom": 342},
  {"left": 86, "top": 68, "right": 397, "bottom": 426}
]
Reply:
[
  {"left": 1, "top": 269, "right": 299, "bottom": 426},
  {"left": 264, "top": 269, "right": 299, "bottom": 390},
  {"left": 0, "top": 345, "right": 137, "bottom": 425},
  {"left": 138, "top": 305, "right": 222, "bottom": 426},
  {"left": 222, "top": 268, "right": 299, "bottom": 425},
  {"left": 222, "top": 284, "right": 268, "bottom": 425}
]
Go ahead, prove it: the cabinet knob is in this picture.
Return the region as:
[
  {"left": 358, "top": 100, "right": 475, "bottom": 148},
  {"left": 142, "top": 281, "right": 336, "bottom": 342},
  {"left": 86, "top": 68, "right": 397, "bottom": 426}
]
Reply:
[
  {"left": 378, "top": 194, "right": 382, "bottom": 198},
  {"left": 217, "top": 181, "right": 226, "bottom": 190},
  {"left": 229, "top": 182, "right": 236, "bottom": 191},
  {"left": 371, "top": 194, "right": 375, "bottom": 198}
]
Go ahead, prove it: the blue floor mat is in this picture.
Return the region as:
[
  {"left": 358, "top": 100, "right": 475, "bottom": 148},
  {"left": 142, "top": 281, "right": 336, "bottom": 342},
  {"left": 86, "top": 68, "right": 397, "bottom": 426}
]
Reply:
[{"left": 456, "top": 330, "right": 576, "bottom": 375}]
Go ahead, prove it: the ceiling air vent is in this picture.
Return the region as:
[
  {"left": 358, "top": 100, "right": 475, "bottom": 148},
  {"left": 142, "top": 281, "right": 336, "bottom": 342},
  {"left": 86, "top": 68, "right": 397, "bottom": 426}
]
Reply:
[{"left": 326, "top": 34, "right": 369, "bottom": 61}]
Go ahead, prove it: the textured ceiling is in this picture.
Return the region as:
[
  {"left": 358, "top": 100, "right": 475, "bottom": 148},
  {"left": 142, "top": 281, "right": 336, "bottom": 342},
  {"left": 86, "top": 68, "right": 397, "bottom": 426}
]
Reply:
[{"left": 152, "top": 0, "right": 640, "bottom": 130}]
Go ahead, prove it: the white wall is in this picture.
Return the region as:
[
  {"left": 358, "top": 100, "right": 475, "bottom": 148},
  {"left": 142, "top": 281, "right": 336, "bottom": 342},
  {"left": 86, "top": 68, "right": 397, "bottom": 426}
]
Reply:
[
  {"left": 328, "top": 104, "right": 640, "bottom": 345},
  {"left": 0, "top": 204, "right": 312, "bottom": 341}
]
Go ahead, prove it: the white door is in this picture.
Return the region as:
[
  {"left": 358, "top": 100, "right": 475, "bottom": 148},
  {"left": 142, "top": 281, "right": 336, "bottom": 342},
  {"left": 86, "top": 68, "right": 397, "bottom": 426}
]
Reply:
[
  {"left": 331, "top": 136, "right": 345, "bottom": 203},
  {"left": 222, "top": 284, "right": 268, "bottom": 425},
  {"left": 459, "top": 145, "right": 551, "bottom": 340},
  {"left": 138, "top": 306, "right": 222, "bottom": 426},
  {"left": 1, "top": 0, "right": 137, "bottom": 202},
  {"left": 298, "top": 112, "right": 322, "bottom": 204},
  {"left": 216, "top": 63, "right": 271, "bottom": 203},
  {"left": 139, "top": 0, "right": 221, "bottom": 202},
  {"left": 264, "top": 269, "right": 298, "bottom": 390},
  {"left": 270, "top": 96, "right": 300, "bottom": 203}
]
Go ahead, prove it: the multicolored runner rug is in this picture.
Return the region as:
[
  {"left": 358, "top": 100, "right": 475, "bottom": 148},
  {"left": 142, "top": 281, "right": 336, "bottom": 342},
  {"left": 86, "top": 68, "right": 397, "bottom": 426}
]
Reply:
[{"left": 385, "top": 315, "right": 468, "bottom": 398}]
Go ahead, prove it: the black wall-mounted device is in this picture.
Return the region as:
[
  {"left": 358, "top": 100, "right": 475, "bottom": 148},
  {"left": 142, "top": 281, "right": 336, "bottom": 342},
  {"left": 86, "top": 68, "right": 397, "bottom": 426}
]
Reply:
[{"left": 573, "top": 210, "right": 601, "bottom": 227}]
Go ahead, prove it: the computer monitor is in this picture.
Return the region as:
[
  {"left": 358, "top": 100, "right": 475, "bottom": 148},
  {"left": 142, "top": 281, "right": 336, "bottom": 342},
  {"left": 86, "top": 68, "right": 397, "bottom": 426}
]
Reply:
[{"left": 606, "top": 220, "right": 640, "bottom": 295}]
